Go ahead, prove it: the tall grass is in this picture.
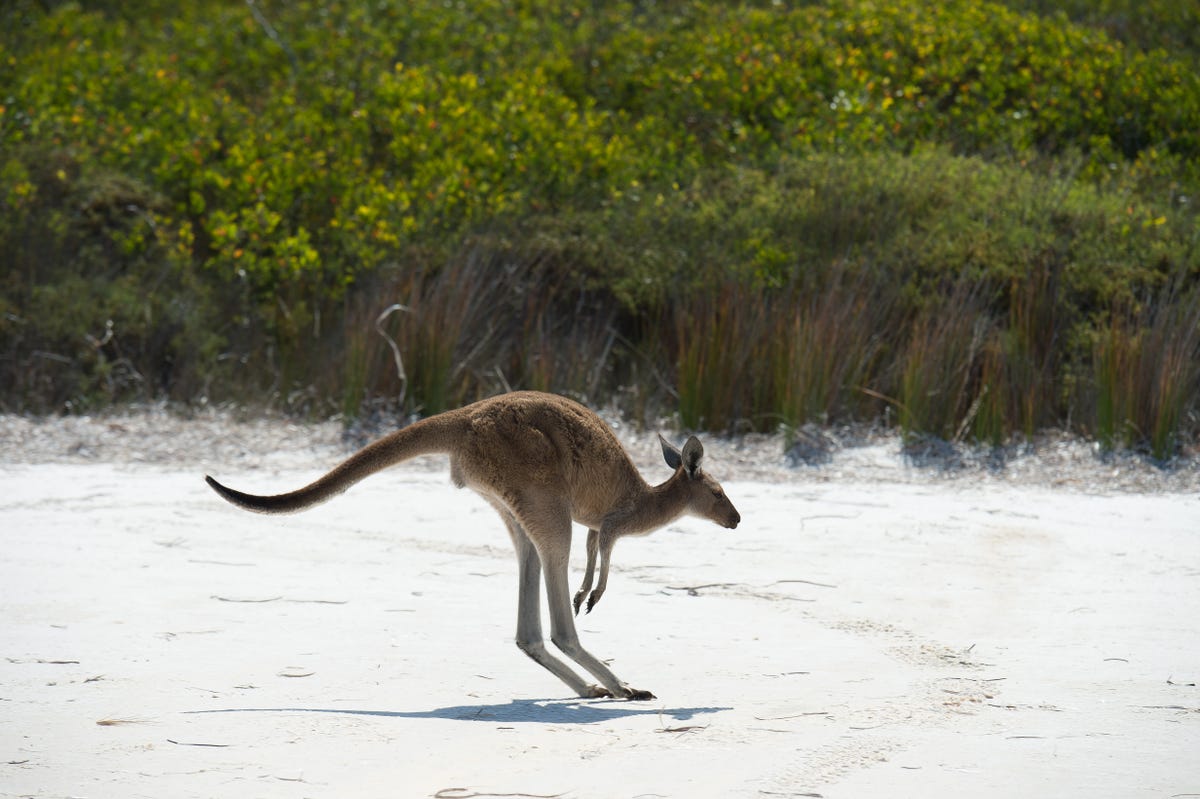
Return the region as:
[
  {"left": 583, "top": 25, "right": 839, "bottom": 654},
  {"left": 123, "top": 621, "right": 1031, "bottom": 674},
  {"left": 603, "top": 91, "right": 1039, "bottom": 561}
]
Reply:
[
  {"left": 513, "top": 262, "right": 620, "bottom": 401},
  {"left": 338, "top": 246, "right": 623, "bottom": 418},
  {"left": 972, "top": 263, "right": 1064, "bottom": 445},
  {"left": 1093, "top": 308, "right": 1140, "bottom": 451},
  {"left": 665, "top": 271, "right": 897, "bottom": 434},
  {"left": 324, "top": 248, "right": 1199, "bottom": 462},
  {"left": 671, "top": 283, "right": 771, "bottom": 431},
  {"left": 770, "top": 272, "right": 895, "bottom": 429},
  {"left": 1092, "top": 282, "right": 1200, "bottom": 460},
  {"left": 896, "top": 284, "right": 990, "bottom": 444},
  {"left": 1142, "top": 292, "right": 1200, "bottom": 459}
]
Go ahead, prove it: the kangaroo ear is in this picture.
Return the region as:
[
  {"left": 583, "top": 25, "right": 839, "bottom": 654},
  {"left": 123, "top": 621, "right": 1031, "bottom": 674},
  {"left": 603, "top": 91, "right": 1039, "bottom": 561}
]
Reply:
[
  {"left": 659, "top": 434, "right": 683, "bottom": 470},
  {"left": 681, "top": 436, "right": 704, "bottom": 477}
]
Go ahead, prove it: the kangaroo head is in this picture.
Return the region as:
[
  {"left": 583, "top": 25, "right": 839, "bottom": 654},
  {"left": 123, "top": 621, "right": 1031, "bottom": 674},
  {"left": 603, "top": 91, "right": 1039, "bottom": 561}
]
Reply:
[{"left": 659, "top": 434, "right": 741, "bottom": 529}]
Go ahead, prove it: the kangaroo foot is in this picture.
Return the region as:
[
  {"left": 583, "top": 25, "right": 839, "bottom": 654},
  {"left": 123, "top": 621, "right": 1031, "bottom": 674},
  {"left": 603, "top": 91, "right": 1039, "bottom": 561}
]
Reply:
[
  {"left": 584, "top": 684, "right": 613, "bottom": 699},
  {"left": 624, "top": 688, "right": 656, "bottom": 701}
]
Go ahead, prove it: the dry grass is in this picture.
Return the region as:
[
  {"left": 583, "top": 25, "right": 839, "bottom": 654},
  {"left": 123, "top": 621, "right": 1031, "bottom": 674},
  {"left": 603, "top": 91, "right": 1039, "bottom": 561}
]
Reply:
[
  {"left": 325, "top": 250, "right": 1198, "bottom": 460},
  {"left": 1092, "top": 282, "right": 1200, "bottom": 460},
  {"left": 337, "top": 247, "right": 622, "bottom": 418}
]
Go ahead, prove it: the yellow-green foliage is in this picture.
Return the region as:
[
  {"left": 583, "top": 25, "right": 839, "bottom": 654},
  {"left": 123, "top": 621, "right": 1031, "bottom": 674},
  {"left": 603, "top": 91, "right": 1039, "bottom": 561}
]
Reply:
[
  {"left": 1, "top": 0, "right": 1197, "bottom": 454},
  {"left": 4, "top": 0, "right": 1197, "bottom": 297}
]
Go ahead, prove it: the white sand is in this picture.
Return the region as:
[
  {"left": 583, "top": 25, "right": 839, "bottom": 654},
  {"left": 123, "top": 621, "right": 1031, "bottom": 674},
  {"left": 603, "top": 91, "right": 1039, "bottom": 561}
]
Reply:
[{"left": 2, "top": 415, "right": 1198, "bottom": 798}]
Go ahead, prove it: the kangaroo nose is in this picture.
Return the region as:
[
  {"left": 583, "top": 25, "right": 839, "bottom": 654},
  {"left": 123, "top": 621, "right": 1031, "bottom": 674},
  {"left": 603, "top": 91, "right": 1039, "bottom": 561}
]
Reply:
[{"left": 728, "top": 511, "right": 741, "bottom": 529}]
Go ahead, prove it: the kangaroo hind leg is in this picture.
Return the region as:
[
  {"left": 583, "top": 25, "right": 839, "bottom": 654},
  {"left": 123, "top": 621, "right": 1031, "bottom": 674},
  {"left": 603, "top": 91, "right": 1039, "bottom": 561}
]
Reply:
[
  {"left": 494, "top": 506, "right": 609, "bottom": 699},
  {"left": 527, "top": 505, "right": 653, "bottom": 700}
]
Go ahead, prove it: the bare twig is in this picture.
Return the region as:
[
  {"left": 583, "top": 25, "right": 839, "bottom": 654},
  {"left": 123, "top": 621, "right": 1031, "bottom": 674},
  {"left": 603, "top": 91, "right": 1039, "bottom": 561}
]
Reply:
[
  {"left": 656, "top": 724, "right": 708, "bottom": 734},
  {"left": 770, "top": 578, "right": 838, "bottom": 589},
  {"left": 858, "top": 385, "right": 905, "bottom": 412},
  {"left": 375, "top": 303, "right": 411, "bottom": 406},
  {"left": 954, "top": 383, "right": 987, "bottom": 444},
  {"left": 31, "top": 350, "right": 74, "bottom": 364},
  {"left": 666, "top": 583, "right": 737, "bottom": 596},
  {"left": 492, "top": 365, "right": 513, "bottom": 393},
  {"left": 753, "top": 711, "right": 830, "bottom": 721}
]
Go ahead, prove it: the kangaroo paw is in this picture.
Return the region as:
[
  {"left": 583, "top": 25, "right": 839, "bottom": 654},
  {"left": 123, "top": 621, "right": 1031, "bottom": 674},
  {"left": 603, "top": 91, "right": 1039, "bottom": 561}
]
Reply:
[
  {"left": 572, "top": 590, "right": 586, "bottom": 616},
  {"left": 586, "top": 588, "right": 605, "bottom": 614}
]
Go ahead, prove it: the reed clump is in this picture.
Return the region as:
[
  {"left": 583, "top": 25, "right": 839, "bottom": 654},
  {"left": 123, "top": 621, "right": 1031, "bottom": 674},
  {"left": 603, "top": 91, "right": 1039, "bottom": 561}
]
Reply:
[{"left": 1090, "top": 284, "right": 1200, "bottom": 460}]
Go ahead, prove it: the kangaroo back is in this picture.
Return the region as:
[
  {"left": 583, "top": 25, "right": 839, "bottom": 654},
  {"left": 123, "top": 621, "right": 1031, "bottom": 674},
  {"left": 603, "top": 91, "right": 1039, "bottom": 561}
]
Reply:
[{"left": 205, "top": 413, "right": 461, "bottom": 514}]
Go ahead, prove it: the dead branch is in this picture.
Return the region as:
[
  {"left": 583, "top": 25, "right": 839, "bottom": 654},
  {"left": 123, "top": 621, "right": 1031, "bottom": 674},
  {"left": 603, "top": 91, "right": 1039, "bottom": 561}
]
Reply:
[
  {"left": 656, "top": 724, "right": 708, "bottom": 734},
  {"left": 770, "top": 578, "right": 838, "bottom": 589},
  {"left": 753, "top": 711, "right": 830, "bottom": 721}
]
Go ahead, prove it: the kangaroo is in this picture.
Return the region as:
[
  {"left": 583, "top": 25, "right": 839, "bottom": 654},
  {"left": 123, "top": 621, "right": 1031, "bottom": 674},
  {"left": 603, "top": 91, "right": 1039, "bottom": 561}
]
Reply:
[
  {"left": 573, "top": 434, "right": 714, "bottom": 615},
  {"left": 205, "top": 391, "right": 740, "bottom": 700}
]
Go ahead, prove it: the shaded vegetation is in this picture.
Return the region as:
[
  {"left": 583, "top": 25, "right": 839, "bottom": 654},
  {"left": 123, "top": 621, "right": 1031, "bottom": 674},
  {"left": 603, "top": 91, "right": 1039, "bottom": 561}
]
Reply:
[{"left": 1, "top": 0, "right": 1197, "bottom": 459}]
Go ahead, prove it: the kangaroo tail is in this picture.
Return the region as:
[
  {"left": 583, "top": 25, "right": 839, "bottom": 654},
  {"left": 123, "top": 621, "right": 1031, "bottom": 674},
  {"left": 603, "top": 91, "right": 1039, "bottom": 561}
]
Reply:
[{"left": 205, "top": 414, "right": 459, "bottom": 514}]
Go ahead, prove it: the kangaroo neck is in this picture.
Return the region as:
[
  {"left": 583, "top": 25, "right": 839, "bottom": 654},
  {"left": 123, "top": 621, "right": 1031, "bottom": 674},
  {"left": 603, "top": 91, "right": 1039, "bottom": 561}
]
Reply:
[{"left": 609, "top": 472, "right": 688, "bottom": 536}]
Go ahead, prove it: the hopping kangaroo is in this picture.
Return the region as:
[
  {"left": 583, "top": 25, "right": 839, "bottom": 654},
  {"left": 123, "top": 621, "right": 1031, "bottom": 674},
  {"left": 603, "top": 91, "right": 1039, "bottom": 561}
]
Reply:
[{"left": 205, "top": 391, "right": 740, "bottom": 700}]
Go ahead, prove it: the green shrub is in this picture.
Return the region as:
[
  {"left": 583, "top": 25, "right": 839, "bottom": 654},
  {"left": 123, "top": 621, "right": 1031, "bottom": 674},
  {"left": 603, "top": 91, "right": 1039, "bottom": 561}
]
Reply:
[
  {"left": 0, "top": 146, "right": 226, "bottom": 410},
  {"left": 1, "top": 0, "right": 1197, "bottom": 453}
]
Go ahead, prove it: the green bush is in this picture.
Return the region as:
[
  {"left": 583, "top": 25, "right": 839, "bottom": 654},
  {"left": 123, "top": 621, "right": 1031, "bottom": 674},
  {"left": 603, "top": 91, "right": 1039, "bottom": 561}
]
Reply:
[
  {"left": 0, "top": 146, "right": 227, "bottom": 410},
  {"left": 1, "top": 0, "right": 1197, "bottom": 454}
]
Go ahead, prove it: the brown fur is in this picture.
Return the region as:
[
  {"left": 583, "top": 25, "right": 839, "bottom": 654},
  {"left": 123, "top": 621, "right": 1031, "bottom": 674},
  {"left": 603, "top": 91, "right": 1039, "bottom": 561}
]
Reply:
[{"left": 206, "top": 391, "right": 740, "bottom": 700}]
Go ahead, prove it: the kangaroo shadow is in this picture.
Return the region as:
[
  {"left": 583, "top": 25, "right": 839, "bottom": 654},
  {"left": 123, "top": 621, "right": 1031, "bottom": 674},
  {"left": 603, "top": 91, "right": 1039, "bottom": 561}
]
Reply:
[{"left": 187, "top": 698, "right": 731, "bottom": 725}]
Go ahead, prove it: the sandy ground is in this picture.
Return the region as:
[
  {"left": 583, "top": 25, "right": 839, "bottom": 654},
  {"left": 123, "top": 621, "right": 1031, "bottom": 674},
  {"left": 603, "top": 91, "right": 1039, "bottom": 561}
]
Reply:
[{"left": 1, "top": 409, "right": 1198, "bottom": 798}]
